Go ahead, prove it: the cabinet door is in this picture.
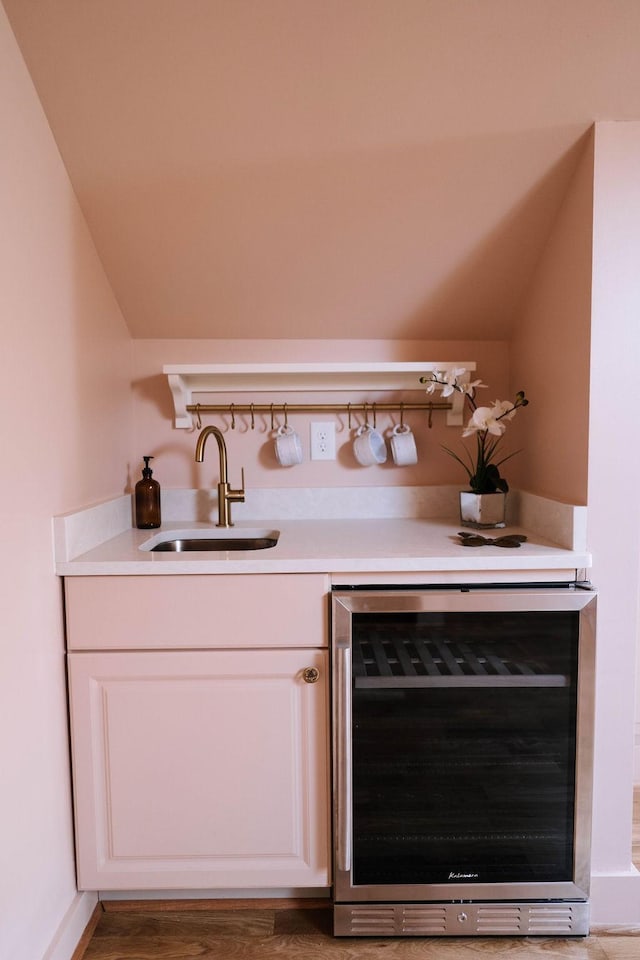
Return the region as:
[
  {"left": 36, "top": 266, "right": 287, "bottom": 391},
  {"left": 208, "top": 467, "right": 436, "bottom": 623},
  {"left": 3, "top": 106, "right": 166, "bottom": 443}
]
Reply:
[{"left": 68, "top": 649, "right": 329, "bottom": 890}]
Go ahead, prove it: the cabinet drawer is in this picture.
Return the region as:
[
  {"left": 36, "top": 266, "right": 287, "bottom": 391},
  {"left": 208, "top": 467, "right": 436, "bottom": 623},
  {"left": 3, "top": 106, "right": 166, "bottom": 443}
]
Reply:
[{"left": 65, "top": 574, "right": 329, "bottom": 650}]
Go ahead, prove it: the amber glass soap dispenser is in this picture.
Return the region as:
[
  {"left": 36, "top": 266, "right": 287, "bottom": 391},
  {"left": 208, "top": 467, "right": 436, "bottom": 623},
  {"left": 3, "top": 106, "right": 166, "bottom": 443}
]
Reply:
[{"left": 135, "top": 456, "right": 161, "bottom": 529}]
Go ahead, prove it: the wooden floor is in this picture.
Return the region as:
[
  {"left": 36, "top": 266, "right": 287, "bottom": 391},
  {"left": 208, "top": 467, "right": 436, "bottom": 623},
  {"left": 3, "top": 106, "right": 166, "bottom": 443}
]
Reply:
[
  {"left": 77, "top": 903, "right": 640, "bottom": 960},
  {"left": 77, "top": 788, "right": 640, "bottom": 960}
]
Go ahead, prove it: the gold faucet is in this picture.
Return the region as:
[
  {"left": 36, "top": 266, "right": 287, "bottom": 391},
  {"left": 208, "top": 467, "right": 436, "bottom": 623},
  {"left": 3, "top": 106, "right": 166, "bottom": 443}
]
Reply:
[{"left": 195, "top": 426, "right": 245, "bottom": 527}]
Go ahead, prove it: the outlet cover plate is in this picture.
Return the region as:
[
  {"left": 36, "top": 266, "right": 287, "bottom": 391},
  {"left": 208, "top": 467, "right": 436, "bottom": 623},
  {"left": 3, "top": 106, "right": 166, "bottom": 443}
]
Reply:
[{"left": 310, "top": 421, "right": 336, "bottom": 460}]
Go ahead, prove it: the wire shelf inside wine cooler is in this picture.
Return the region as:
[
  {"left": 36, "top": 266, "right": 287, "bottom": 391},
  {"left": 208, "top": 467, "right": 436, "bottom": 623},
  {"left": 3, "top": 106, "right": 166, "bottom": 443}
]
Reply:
[{"left": 352, "top": 626, "right": 569, "bottom": 688}]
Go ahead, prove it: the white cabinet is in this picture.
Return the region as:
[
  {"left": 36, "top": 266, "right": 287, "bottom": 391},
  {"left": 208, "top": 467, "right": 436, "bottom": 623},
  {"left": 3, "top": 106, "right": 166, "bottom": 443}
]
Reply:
[{"left": 65, "top": 574, "right": 330, "bottom": 891}]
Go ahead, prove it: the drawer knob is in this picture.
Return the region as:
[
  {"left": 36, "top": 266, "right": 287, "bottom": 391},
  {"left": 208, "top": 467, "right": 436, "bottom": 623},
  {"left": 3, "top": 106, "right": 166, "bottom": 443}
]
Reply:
[{"left": 303, "top": 666, "right": 320, "bottom": 684}]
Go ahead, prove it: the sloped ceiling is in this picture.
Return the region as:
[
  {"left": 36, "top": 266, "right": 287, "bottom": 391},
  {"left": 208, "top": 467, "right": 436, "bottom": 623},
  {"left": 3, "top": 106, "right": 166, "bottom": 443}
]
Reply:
[{"left": 4, "top": 0, "right": 640, "bottom": 340}]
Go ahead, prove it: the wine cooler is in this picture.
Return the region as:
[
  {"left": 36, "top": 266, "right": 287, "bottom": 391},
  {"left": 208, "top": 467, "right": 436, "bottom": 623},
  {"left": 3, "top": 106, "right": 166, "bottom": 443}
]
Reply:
[{"left": 331, "top": 584, "right": 596, "bottom": 937}]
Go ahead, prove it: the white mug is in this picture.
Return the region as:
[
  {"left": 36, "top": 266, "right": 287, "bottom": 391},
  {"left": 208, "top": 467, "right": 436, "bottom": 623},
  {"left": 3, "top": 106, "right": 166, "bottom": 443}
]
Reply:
[
  {"left": 274, "top": 425, "right": 303, "bottom": 466},
  {"left": 390, "top": 423, "right": 418, "bottom": 465},
  {"left": 353, "top": 424, "right": 387, "bottom": 466}
]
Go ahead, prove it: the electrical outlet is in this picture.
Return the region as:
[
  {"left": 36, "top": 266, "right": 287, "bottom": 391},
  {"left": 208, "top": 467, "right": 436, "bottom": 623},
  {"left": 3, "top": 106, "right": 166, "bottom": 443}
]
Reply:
[{"left": 310, "top": 421, "right": 336, "bottom": 460}]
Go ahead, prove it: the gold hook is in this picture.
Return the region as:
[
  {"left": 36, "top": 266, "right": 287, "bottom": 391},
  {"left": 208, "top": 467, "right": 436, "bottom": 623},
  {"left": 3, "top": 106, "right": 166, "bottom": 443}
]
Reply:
[
  {"left": 250, "top": 403, "right": 255, "bottom": 430},
  {"left": 372, "top": 402, "right": 377, "bottom": 429},
  {"left": 347, "top": 403, "right": 352, "bottom": 431},
  {"left": 195, "top": 403, "right": 202, "bottom": 430},
  {"left": 400, "top": 402, "right": 404, "bottom": 429},
  {"left": 363, "top": 402, "right": 369, "bottom": 427},
  {"left": 270, "top": 403, "right": 275, "bottom": 431},
  {"left": 428, "top": 402, "right": 433, "bottom": 429},
  {"left": 230, "top": 403, "right": 236, "bottom": 430},
  {"left": 284, "top": 403, "right": 288, "bottom": 428}
]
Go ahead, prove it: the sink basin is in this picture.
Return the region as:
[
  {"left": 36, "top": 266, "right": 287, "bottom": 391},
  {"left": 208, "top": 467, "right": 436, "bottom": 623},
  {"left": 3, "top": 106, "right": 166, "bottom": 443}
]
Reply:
[
  {"left": 151, "top": 536, "right": 277, "bottom": 552},
  {"left": 139, "top": 528, "right": 280, "bottom": 553}
]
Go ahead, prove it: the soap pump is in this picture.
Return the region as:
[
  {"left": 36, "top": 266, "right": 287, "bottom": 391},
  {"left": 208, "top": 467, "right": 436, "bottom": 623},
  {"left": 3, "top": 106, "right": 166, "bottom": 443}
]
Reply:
[{"left": 135, "top": 456, "right": 161, "bottom": 529}]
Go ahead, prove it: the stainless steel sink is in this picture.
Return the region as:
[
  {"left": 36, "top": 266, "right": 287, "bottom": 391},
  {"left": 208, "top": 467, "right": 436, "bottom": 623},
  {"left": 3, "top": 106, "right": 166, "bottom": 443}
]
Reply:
[
  {"left": 139, "top": 527, "right": 280, "bottom": 553},
  {"left": 150, "top": 536, "right": 278, "bottom": 552}
]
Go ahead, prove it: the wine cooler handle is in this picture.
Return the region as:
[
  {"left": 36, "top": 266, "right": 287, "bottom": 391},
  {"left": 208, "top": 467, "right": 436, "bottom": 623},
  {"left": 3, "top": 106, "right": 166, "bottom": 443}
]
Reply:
[{"left": 336, "top": 645, "right": 352, "bottom": 873}]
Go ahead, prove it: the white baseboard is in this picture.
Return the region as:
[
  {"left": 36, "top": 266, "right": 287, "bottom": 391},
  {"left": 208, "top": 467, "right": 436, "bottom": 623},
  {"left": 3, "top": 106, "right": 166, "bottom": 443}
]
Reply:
[
  {"left": 42, "top": 892, "right": 99, "bottom": 960},
  {"left": 590, "top": 869, "right": 640, "bottom": 925}
]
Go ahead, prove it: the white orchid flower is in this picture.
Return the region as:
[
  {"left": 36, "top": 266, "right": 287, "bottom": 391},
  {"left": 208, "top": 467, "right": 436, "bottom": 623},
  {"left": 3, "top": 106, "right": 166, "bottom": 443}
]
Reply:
[
  {"left": 462, "top": 399, "right": 517, "bottom": 437},
  {"left": 437, "top": 367, "right": 467, "bottom": 397},
  {"left": 460, "top": 378, "right": 486, "bottom": 395},
  {"left": 492, "top": 399, "right": 517, "bottom": 421},
  {"left": 462, "top": 405, "right": 508, "bottom": 437},
  {"left": 424, "top": 368, "right": 481, "bottom": 397}
]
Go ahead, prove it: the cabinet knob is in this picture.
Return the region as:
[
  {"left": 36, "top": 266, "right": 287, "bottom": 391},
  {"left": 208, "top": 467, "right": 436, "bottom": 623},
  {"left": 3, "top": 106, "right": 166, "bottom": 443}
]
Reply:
[{"left": 302, "top": 666, "right": 320, "bottom": 684}]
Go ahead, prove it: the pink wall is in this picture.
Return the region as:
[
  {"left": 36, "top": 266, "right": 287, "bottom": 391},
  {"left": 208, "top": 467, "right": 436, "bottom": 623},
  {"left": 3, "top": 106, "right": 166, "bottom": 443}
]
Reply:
[
  {"left": 0, "top": 5, "right": 133, "bottom": 957},
  {"left": 508, "top": 126, "right": 640, "bottom": 920},
  {"left": 132, "top": 338, "right": 511, "bottom": 494},
  {"left": 509, "top": 133, "right": 593, "bottom": 504}
]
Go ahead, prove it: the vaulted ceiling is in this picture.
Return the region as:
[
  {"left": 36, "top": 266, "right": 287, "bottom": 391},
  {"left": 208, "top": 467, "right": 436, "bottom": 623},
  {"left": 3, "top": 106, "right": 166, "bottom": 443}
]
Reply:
[{"left": 4, "top": 0, "right": 640, "bottom": 339}]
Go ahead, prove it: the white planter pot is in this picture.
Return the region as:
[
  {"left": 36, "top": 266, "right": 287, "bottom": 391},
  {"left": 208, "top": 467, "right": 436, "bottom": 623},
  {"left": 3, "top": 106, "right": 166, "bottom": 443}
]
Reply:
[{"left": 459, "top": 491, "right": 507, "bottom": 529}]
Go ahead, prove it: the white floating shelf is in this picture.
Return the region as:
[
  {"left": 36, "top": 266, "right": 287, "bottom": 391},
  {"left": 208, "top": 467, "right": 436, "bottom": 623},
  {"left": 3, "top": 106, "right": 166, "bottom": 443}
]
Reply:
[{"left": 164, "top": 362, "right": 476, "bottom": 428}]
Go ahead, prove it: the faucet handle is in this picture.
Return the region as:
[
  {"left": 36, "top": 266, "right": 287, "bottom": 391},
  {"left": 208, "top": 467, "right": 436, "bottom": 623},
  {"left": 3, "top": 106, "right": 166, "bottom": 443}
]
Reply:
[{"left": 229, "top": 467, "right": 245, "bottom": 503}]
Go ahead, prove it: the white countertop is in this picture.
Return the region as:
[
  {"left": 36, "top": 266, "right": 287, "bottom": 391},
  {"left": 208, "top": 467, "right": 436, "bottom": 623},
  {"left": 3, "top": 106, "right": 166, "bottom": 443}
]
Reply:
[{"left": 56, "top": 516, "right": 591, "bottom": 579}]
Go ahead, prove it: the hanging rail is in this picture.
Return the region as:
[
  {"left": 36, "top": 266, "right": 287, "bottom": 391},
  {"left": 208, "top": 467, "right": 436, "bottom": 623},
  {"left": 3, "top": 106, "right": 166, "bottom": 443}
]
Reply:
[
  {"left": 187, "top": 401, "right": 451, "bottom": 415},
  {"left": 187, "top": 400, "right": 451, "bottom": 429}
]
